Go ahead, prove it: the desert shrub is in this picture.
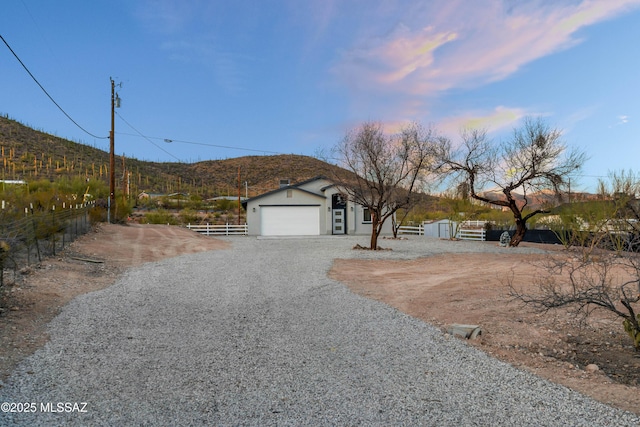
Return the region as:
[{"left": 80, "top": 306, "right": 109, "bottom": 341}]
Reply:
[
  {"left": 112, "top": 200, "right": 133, "bottom": 224},
  {"left": 214, "top": 199, "right": 237, "bottom": 211},
  {"left": 144, "top": 209, "right": 178, "bottom": 225},
  {"left": 179, "top": 208, "right": 199, "bottom": 224},
  {"left": 186, "top": 195, "right": 204, "bottom": 210},
  {"left": 89, "top": 206, "right": 107, "bottom": 223}
]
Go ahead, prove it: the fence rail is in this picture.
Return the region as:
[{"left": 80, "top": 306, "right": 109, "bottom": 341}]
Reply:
[
  {"left": 397, "top": 225, "right": 424, "bottom": 235},
  {"left": 186, "top": 223, "right": 248, "bottom": 236},
  {"left": 456, "top": 228, "right": 486, "bottom": 241},
  {"left": 398, "top": 221, "right": 487, "bottom": 241},
  {"left": 460, "top": 220, "right": 488, "bottom": 228}
]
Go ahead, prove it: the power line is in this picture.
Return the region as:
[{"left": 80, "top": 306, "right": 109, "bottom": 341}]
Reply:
[
  {"left": 115, "top": 132, "right": 282, "bottom": 155},
  {"left": 0, "top": 34, "right": 108, "bottom": 140},
  {"left": 115, "top": 112, "right": 183, "bottom": 162}
]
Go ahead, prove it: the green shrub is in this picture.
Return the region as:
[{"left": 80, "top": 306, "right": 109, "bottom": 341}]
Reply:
[
  {"left": 144, "top": 209, "right": 178, "bottom": 225},
  {"left": 179, "top": 208, "right": 199, "bottom": 224}
]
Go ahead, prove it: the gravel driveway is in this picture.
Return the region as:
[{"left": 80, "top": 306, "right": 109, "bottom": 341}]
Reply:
[{"left": 1, "top": 236, "right": 639, "bottom": 426}]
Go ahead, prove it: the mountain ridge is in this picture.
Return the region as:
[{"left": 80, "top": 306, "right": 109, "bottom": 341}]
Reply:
[{"left": 0, "top": 115, "right": 346, "bottom": 198}]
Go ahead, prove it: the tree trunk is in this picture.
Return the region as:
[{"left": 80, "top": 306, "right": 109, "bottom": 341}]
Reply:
[
  {"left": 370, "top": 218, "right": 380, "bottom": 250},
  {"left": 510, "top": 217, "right": 526, "bottom": 247},
  {"left": 391, "top": 216, "right": 399, "bottom": 238}
]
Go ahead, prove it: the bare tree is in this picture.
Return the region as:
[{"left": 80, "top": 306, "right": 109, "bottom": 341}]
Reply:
[
  {"left": 436, "top": 117, "right": 586, "bottom": 246},
  {"left": 330, "top": 121, "right": 443, "bottom": 250},
  {"left": 604, "top": 169, "right": 640, "bottom": 200},
  {"left": 391, "top": 204, "right": 415, "bottom": 239},
  {"left": 509, "top": 171, "right": 640, "bottom": 350},
  {"left": 509, "top": 236, "right": 640, "bottom": 350}
]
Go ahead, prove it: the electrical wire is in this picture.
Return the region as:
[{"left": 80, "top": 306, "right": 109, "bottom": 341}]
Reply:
[
  {"left": 115, "top": 132, "right": 282, "bottom": 155},
  {"left": 115, "top": 112, "right": 184, "bottom": 162},
  {"left": 0, "top": 34, "right": 108, "bottom": 140},
  {"left": 2, "top": 32, "right": 280, "bottom": 159}
]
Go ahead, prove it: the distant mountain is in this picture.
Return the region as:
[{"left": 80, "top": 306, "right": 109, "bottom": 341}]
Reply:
[
  {"left": 0, "top": 115, "right": 347, "bottom": 198},
  {"left": 478, "top": 187, "right": 598, "bottom": 210}
]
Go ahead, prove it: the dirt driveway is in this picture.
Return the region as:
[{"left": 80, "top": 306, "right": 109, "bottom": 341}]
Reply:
[
  {"left": 0, "top": 224, "right": 228, "bottom": 386},
  {"left": 1, "top": 224, "right": 638, "bottom": 415}
]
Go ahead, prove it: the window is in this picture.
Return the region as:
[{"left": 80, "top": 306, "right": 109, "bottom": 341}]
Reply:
[
  {"left": 286, "top": 189, "right": 293, "bottom": 198},
  {"left": 363, "top": 207, "right": 372, "bottom": 223}
]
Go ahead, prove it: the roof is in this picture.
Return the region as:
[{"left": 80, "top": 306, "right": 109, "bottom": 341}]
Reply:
[
  {"left": 242, "top": 176, "right": 330, "bottom": 208},
  {"left": 208, "top": 196, "right": 249, "bottom": 201}
]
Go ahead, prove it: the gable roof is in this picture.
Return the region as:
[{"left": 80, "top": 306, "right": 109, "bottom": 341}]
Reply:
[{"left": 242, "top": 176, "right": 330, "bottom": 208}]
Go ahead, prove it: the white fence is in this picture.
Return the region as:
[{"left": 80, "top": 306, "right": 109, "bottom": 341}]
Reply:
[
  {"left": 398, "top": 220, "right": 487, "bottom": 241},
  {"left": 456, "top": 228, "right": 486, "bottom": 241},
  {"left": 460, "top": 220, "right": 487, "bottom": 228},
  {"left": 397, "top": 224, "right": 424, "bottom": 235},
  {"left": 186, "top": 223, "right": 248, "bottom": 236}
]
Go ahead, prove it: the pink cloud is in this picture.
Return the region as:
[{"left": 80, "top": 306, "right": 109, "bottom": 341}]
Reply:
[
  {"left": 334, "top": 0, "right": 640, "bottom": 96},
  {"left": 438, "top": 106, "right": 528, "bottom": 138}
]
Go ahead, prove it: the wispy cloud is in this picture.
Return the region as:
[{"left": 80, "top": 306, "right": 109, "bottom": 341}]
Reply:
[
  {"left": 135, "top": 1, "right": 248, "bottom": 94},
  {"left": 438, "top": 106, "right": 528, "bottom": 137},
  {"left": 134, "top": 0, "right": 206, "bottom": 34},
  {"left": 610, "top": 114, "right": 630, "bottom": 127},
  {"left": 332, "top": 0, "right": 640, "bottom": 123},
  {"left": 159, "top": 38, "right": 249, "bottom": 94}
]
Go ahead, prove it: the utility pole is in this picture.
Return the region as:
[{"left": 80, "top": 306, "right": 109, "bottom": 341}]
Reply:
[
  {"left": 109, "top": 77, "right": 121, "bottom": 223},
  {"left": 109, "top": 78, "right": 115, "bottom": 223},
  {"left": 121, "top": 154, "right": 127, "bottom": 205},
  {"left": 237, "top": 166, "right": 241, "bottom": 225}
]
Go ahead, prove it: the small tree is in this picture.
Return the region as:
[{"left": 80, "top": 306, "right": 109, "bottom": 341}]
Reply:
[
  {"left": 330, "top": 121, "right": 444, "bottom": 250},
  {"left": 436, "top": 117, "right": 586, "bottom": 246},
  {"left": 391, "top": 206, "right": 413, "bottom": 239}
]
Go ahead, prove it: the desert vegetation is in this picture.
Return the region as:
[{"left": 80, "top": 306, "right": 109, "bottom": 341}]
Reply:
[
  {"left": 3, "top": 113, "right": 640, "bottom": 360},
  {"left": 509, "top": 171, "right": 640, "bottom": 350}
]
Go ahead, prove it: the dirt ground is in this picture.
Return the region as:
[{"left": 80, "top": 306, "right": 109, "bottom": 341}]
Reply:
[
  {"left": 329, "top": 246, "right": 640, "bottom": 415},
  {"left": 1, "top": 225, "right": 638, "bottom": 415}
]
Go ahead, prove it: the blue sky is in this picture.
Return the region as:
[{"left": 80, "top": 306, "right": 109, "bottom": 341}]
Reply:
[{"left": 2, "top": 0, "right": 639, "bottom": 192}]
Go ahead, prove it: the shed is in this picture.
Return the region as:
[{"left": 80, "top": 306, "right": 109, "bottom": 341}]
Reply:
[{"left": 422, "top": 219, "right": 458, "bottom": 239}]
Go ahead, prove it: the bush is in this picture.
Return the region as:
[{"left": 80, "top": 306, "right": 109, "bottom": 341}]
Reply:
[
  {"left": 179, "top": 208, "right": 199, "bottom": 224},
  {"left": 143, "top": 209, "right": 178, "bottom": 225},
  {"left": 89, "top": 206, "right": 107, "bottom": 223}
]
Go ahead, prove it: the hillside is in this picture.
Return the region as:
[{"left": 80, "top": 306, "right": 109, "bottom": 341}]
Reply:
[{"left": 0, "top": 115, "right": 347, "bottom": 198}]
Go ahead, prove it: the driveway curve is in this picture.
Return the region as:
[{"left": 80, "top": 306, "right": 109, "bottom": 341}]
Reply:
[{"left": 1, "top": 236, "right": 638, "bottom": 426}]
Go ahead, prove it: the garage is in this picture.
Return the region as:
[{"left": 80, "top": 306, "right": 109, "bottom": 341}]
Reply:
[{"left": 260, "top": 205, "right": 320, "bottom": 236}]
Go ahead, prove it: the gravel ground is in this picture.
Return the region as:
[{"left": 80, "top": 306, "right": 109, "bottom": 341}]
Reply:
[{"left": 1, "top": 236, "right": 639, "bottom": 426}]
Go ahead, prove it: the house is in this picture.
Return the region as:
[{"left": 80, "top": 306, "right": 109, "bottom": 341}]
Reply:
[
  {"left": 242, "top": 176, "right": 394, "bottom": 237},
  {"left": 208, "top": 196, "right": 249, "bottom": 202},
  {"left": 138, "top": 191, "right": 166, "bottom": 200}
]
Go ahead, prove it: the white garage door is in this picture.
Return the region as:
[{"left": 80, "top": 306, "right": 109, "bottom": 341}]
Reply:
[{"left": 261, "top": 206, "right": 320, "bottom": 236}]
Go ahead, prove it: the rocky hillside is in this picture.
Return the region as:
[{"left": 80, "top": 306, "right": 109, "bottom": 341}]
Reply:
[{"left": 0, "top": 115, "right": 346, "bottom": 198}]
